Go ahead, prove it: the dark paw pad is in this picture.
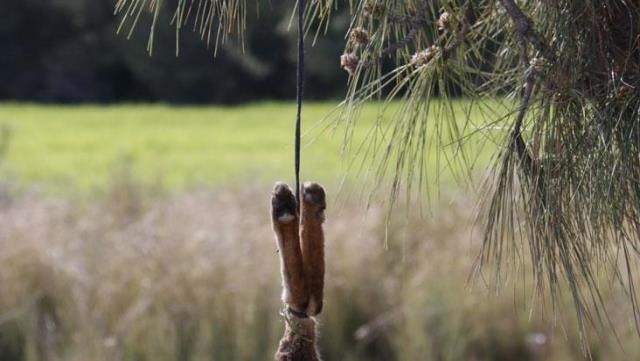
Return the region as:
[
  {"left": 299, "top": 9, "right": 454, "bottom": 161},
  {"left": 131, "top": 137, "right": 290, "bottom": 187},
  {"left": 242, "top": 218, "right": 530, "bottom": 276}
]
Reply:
[
  {"left": 272, "top": 182, "right": 297, "bottom": 222},
  {"left": 302, "top": 182, "right": 326, "bottom": 209}
]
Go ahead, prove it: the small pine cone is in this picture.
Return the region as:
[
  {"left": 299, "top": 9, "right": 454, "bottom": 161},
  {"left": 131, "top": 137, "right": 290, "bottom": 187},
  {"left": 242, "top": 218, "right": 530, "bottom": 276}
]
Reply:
[
  {"left": 350, "top": 28, "right": 370, "bottom": 46},
  {"left": 363, "top": 2, "right": 384, "bottom": 18},
  {"left": 437, "top": 12, "right": 451, "bottom": 31},
  {"left": 411, "top": 46, "right": 439, "bottom": 66},
  {"left": 340, "top": 53, "right": 360, "bottom": 76}
]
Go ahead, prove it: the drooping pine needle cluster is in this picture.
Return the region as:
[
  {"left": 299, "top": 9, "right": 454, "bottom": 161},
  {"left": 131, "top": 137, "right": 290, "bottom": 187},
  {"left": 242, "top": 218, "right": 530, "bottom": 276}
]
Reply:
[
  {"left": 114, "top": 0, "right": 640, "bottom": 333},
  {"left": 114, "top": 0, "right": 250, "bottom": 55}
]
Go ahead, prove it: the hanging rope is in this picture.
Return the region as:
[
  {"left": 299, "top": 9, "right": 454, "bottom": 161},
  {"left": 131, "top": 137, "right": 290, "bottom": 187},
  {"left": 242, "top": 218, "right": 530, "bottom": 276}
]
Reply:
[{"left": 294, "top": 0, "right": 305, "bottom": 210}]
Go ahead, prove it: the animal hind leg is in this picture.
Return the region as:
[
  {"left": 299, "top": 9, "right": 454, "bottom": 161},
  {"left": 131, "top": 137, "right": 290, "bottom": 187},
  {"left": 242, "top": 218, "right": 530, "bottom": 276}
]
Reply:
[
  {"left": 271, "top": 182, "right": 308, "bottom": 314},
  {"left": 300, "top": 181, "right": 326, "bottom": 316}
]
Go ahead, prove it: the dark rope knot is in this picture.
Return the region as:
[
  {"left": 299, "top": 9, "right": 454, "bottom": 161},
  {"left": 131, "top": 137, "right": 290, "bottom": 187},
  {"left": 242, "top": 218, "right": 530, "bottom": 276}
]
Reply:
[{"left": 287, "top": 306, "right": 309, "bottom": 319}]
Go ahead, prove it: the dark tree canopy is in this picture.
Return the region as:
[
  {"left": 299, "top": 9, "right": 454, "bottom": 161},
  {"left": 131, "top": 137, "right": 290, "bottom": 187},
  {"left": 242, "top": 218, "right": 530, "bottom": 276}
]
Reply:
[
  {"left": 0, "top": 0, "right": 352, "bottom": 103},
  {"left": 115, "top": 0, "right": 640, "bottom": 335}
]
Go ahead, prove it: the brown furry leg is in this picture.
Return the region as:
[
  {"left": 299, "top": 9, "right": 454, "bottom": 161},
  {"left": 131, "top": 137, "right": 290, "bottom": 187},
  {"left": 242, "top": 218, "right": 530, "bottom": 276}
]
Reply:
[
  {"left": 275, "top": 309, "right": 321, "bottom": 361},
  {"left": 271, "top": 182, "right": 308, "bottom": 313},
  {"left": 299, "top": 181, "right": 326, "bottom": 316}
]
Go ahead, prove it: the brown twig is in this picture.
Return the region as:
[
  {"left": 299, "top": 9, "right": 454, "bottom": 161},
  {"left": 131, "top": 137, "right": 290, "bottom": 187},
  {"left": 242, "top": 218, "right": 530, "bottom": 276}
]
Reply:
[
  {"left": 443, "top": 0, "right": 475, "bottom": 60},
  {"left": 498, "top": 0, "right": 555, "bottom": 62},
  {"left": 498, "top": 0, "right": 538, "bottom": 171},
  {"left": 361, "top": 0, "right": 429, "bottom": 67}
]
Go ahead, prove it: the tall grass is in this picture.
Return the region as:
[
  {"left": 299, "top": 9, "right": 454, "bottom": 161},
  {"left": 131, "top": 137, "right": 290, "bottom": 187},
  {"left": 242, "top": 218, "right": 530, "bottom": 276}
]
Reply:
[{"left": 0, "top": 171, "right": 638, "bottom": 360}]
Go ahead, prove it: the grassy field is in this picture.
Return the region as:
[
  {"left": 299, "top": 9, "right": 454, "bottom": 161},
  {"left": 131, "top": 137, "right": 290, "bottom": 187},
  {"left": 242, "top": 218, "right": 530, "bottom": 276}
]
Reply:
[
  {"left": 0, "top": 102, "right": 497, "bottom": 194},
  {"left": 1, "top": 185, "right": 639, "bottom": 361},
  {"left": 0, "top": 102, "right": 344, "bottom": 191},
  {"left": 1, "top": 103, "right": 638, "bottom": 360}
]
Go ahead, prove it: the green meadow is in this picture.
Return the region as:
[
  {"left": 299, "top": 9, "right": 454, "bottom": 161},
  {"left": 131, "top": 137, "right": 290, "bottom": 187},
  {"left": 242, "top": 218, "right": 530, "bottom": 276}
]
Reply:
[{"left": 0, "top": 102, "right": 496, "bottom": 193}]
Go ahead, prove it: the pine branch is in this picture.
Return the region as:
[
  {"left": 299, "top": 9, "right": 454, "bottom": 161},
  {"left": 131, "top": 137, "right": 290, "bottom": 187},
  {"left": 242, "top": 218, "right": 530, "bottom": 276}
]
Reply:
[
  {"left": 498, "top": 0, "right": 555, "bottom": 62},
  {"left": 361, "top": 0, "right": 429, "bottom": 67},
  {"left": 498, "top": 0, "right": 536, "bottom": 172},
  {"left": 443, "top": 1, "right": 474, "bottom": 60}
]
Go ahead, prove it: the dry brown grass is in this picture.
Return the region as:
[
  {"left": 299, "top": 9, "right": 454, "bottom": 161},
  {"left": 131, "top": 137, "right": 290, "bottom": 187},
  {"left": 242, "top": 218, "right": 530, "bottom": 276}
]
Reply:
[{"left": 0, "top": 177, "right": 639, "bottom": 360}]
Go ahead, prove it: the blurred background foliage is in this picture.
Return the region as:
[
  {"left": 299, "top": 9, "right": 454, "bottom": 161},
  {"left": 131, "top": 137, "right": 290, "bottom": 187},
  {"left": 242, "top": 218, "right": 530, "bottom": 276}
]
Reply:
[{"left": 0, "top": 0, "right": 349, "bottom": 103}]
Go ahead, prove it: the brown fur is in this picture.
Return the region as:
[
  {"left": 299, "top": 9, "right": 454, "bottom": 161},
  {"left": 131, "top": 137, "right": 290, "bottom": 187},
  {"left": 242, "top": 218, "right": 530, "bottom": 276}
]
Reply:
[
  {"left": 274, "top": 309, "right": 321, "bottom": 361},
  {"left": 271, "top": 182, "right": 308, "bottom": 313},
  {"left": 300, "top": 182, "right": 326, "bottom": 316},
  {"left": 271, "top": 181, "right": 326, "bottom": 361}
]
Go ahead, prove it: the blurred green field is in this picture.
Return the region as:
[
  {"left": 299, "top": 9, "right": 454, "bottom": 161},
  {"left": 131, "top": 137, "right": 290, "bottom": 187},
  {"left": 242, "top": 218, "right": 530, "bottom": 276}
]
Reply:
[{"left": 0, "top": 102, "right": 496, "bottom": 193}]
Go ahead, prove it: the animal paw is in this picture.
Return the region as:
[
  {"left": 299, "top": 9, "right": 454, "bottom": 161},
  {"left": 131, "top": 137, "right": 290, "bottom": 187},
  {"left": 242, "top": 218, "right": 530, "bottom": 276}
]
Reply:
[
  {"left": 272, "top": 182, "right": 298, "bottom": 223},
  {"left": 302, "top": 182, "right": 326, "bottom": 220}
]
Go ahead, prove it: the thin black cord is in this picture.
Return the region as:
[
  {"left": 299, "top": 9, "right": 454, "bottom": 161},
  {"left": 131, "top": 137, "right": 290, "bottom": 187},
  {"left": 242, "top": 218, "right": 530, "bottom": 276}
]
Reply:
[{"left": 294, "top": 0, "right": 304, "bottom": 210}]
